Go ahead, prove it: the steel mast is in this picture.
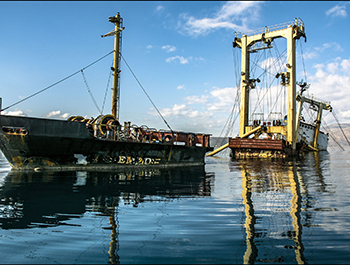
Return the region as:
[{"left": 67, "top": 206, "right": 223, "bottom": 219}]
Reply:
[{"left": 102, "top": 13, "right": 124, "bottom": 120}]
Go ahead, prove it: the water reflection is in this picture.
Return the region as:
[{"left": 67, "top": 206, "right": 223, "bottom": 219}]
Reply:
[
  {"left": 230, "top": 153, "right": 330, "bottom": 264},
  {"left": 0, "top": 152, "right": 340, "bottom": 264},
  {"left": 0, "top": 167, "right": 214, "bottom": 264}
]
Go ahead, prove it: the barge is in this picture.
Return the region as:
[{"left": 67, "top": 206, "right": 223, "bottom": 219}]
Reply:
[{"left": 0, "top": 13, "right": 212, "bottom": 170}]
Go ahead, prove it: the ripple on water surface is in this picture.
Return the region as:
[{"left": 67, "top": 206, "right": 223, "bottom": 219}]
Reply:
[{"left": 0, "top": 151, "right": 350, "bottom": 263}]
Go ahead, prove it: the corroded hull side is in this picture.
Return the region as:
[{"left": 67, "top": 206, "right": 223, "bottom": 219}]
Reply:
[
  {"left": 228, "top": 138, "right": 297, "bottom": 159},
  {"left": 298, "top": 122, "right": 328, "bottom": 151},
  {"left": 0, "top": 115, "right": 212, "bottom": 170},
  {"left": 228, "top": 124, "right": 328, "bottom": 159}
]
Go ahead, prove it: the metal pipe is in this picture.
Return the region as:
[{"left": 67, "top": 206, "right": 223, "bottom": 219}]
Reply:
[
  {"left": 206, "top": 143, "right": 229, "bottom": 156},
  {"left": 240, "top": 125, "right": 262, "bottom": 138}
]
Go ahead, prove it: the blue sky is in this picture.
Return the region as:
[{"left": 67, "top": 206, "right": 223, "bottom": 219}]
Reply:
[{"left": 1, "top": 1, "right": 350, "bottom": 136}]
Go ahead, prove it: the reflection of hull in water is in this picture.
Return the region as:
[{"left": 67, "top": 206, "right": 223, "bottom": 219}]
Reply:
[
  {"left": 0, "top": 115, "right": 212, "bottom": 171},
  {"left": 0, "top": 167, "right": 213, "bottom": 229}
]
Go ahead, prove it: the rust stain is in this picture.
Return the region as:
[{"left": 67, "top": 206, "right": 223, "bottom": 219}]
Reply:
[
  {"left": 43, "top": 160, "right": 56, "bottom": 166},
  {"left": 12, "top": 156, "right": 23, "bottom": 167},
  {"left": 229, "top": 138, "right": 284, "bottom": 151}
]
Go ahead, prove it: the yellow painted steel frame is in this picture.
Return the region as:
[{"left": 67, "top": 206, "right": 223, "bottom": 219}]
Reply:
[
  {"left": 243, "top": 125, "right": 287, "bottom": 137},
  {"left": 295, "top": 94, "right": 332, "bottom": 149},
  {"left": 234, "top": 21, "right": 306, "bottom": 152}
]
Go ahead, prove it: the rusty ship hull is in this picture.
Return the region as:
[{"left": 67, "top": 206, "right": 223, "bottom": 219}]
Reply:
[
  {"left": 229, "top": 138, "right": 303, "bottom": 159},
  {"left": 0, "top": 115, "right": 212, "bottom": 171},
  {"left": 228, "top": 123, "right": 329, "bottom": 159}
]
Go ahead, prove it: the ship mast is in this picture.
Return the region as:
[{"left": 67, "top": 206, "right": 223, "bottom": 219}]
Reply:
[{"left": 102, "top": 13, "right": 124, "bottom": 120}]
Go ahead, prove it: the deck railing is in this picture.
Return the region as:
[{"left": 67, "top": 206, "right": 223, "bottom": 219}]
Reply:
[{"left": 234, "top": 18, "right": 304, "bottom": 38}]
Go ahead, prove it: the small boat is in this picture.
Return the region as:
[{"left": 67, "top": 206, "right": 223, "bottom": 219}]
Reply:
[
  {"left": 207, "top": 18, "right": 332, "bottom": 158},
  {"left": 0, "top": 13, "right": 212, "bottom": 171}
]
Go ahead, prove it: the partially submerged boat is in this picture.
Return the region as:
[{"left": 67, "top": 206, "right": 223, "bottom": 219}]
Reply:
[
  {"left": 0, "top": 13, "right": 212, "bottom": 171},
  {"left": 208, "top": 18, "right": 332, "bottom": 158}
]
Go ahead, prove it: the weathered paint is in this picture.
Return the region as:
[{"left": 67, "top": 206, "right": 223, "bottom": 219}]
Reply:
[
  {"left": 228, "top": 137, "right": 304, "bottom": 159},
  {"left": 234, "top": 150, "right": 287, "bottom": 159},
  {"left": 0, "top": 115, "right": 212, "bottom": 171},
  {"left": 233, "top": 19, "right": 306, "bottom": 153},
  {"left": 0, "top": 13, "right": 212, "bottom": 171}
]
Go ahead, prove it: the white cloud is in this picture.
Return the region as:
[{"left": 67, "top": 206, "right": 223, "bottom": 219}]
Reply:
[
  {"left": 208, "top": 86, "right": 237, "bottom": 112},
  {"left": 315, "top": 42, "right": 343, "bottom": 52},
  {"left": 155, "top": 103, "right": 191, "bottom": 117},
  {"left": 60, "top": 113, "right": 70, "bottom": 119},
  {"left": 341, "top": 59, "right": 350, "bottom": 70},
  {"left": 148, "top": 103, "right": 215, "bottom": 132},
  {"left": 146, "top": 45, "right": 153, "bottom": 49},
  {"left": 303, "top": 51, "right": 318, "bottom": 60},
  {"left": 185, "top": 95, "right": 208, "bottom": 104},
  {"left": 195, "top": 57, "right": 205, "bottom": 62},
  {"left": 341, "top": 109, "right": 350, "bottom": 118},
  {"left": 156, "top": 5, "right": 164, "bottom": 12},
  {"left": 177, "top": 85, "right": 185, "bottom": 90},
  {"left": 46, "top": 110, "right": 61, "bottom": 117},
  {"left": 326, "top": 62, "right": 339, "bottom": 74},
  {"left": 304, "top": 42, "right": 343, "bottom": 59},
  {"left": 308, "top": 58, "right": 350, "bottom": 123},
  {"left": 165, "top": 55, "right": 204, "bottom": 65},
  {"left": 2, "top": 109, "right": 26, "bottom": 116},
  {"left": 177, "top": 1, "right": 263, "bottom": 37},
  {"left": 166, "top": 55, "right": 191, "bottom": 64},
  {"left": 162, "top": 45, "right": 177, "bottom": 52},
  {"left": 326, "top": 4, "right": 347, "bottom": 17},
  {"left": 146, "top": 85, "right": 241, "bottom": 135}
]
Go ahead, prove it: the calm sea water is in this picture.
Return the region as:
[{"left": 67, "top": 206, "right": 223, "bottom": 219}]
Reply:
[{"left": 0, "top": 148, "right": 350, "bottom": 264}]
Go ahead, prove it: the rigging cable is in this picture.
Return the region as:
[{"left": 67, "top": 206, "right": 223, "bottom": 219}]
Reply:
[
  {"left": 119, "top": 52, "right": 173, "bottom": 132},
  {"left": 81, "top": 70, "right": 102, "bottom": 114},
  {"left": 298, "top": 40, "right": 308, "bottom": 83},
  {"left": 215, "top": 86, "right": 240, "bottom": 147},
  {"left": 0, "top": 50, "right": 114, "bottom": 113},
  {"left": 331, "top": 110, "right": 350, "bottom": 146},
  {"left": 250, "top": 47, "right": 288, "bottom": 116},
  {"left": 212, "top": 47, "right": 242, "bottom": 148},
  {"left": 321, "top": 119, "right": 345, "bottom": 150},
  {"left": 101, "top": 59, "right": 114, "bottom": 114}
]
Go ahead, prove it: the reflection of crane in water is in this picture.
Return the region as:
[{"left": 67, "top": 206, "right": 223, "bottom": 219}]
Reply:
[{"left": 234, "top": 153, "right": 330, "bottom": 264}]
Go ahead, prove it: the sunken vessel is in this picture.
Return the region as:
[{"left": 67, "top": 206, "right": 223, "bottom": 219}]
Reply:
[
  {"left": 207, "top": 18, "right": 332, "bottom": 159},
  {"left": 0, "top": 13, "right": 212, "bottom": 170}
]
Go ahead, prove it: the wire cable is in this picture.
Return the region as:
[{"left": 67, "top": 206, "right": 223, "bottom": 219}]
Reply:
[
  {"left": 1, "top": 50, "right": 114, "bottom": 112},
  {"left": 101, "top": 59, "right": 114, "bottom": 114},
  {"left": 119, "top": 53, "right": 173, "bottom": 132},
  {"left": 81, "top": 70, "right": 102, "bottom": 114}
]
